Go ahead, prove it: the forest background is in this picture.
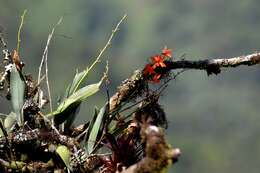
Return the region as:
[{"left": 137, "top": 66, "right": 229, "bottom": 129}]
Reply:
[{"left": 0, "top": 1, "right": 260, "bottom": 172}]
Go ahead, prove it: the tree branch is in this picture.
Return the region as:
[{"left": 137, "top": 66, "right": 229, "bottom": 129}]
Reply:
[
  {"left": 109, "top": 52, "right": 260, "bottom": 112},
  {"left": 120, "top": 125, "right": 181, "bottom": 173},
  {"left": 165, "top": 52, "right": 260, "bottom": 75},
  {"left": 0, "top": 128, "right": 77, "bottom": 149}
]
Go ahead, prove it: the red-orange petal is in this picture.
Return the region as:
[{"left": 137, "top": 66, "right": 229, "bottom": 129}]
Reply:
[
  {"left": 162, "top": 46, "right": 172, "bottom": 57},
  {"left": 152, "top": 55, "right": 166, "bottom": 68},
  {"left": 143, "top": 64, "right": 155, "bottom": 76},
  {"left": 152, "top": 74, "right": 161, "bottom": 83}
]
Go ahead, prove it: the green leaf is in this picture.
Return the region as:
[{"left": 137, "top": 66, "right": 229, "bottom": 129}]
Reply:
[
  {"left": 55, "top": 70, "right": 89, "bottom": 127},
  {"left": 68, "top": 69, "right": 89, "bottom": 95},
  {"left": 10, "top": 64, "right": 25, "bottom": 126},
  {"left": 58, "top": 81, "right": 102, "bottom": 112},
  {"left": 47, "top": 81, "right": 102, "bottom": 125},
  {"left": 64, "top": 104, "right": 81, "bottom": 130},
  {"left": 4, "top": 112, "right": 17, "bottom": 132},
  {"left": 62, "top": 68, "right": 90, "bottom": 101},
  {"left": 62, "top": 83, "right": 72, "bottom": 101},
  {"left": 53, "top": 102, "right": 81, "bottom": 126},
  {"left": 56, "top": 145, "right": 71, "bottom": 170},
  {"left": 83, "top": 107, "right": 99, "bottom": 144},
  {"left": 87, "top": 103, "right": 109, "bottom": 154}
]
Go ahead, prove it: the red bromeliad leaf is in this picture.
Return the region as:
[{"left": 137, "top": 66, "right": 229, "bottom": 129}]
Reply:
[
  {"left": 151, "top": 55, "right": 166, "bottom": 68},
  {"left": 162, "top": 46, "right": 172, "bottom": 58}
]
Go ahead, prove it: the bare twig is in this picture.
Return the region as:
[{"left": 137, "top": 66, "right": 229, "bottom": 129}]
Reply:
[
  {"left": 155, "top": 69, "right": 189, "bottom": 94},
  {"left": 72, "top": 14, "right": 127, "bottom": 93},
  {"left": 37, "top": 17, "right": 63, "bottom": 113},
  {"left": 89, "top": 14, "right": 127, "bottom": 70},
  {"left": 45, "top": 48, "right": 52, "bottom": 112},
  {"left": 16, "top": 10, "right": 27, "bottom": 53}
]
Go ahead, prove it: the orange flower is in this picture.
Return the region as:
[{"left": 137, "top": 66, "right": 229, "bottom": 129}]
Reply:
[
  {"left": 152, "top": 74, "right": 161, "bottom": 83},
  {"left": 151, "top": 55, "right": 166, "bottom": 68},
  {"left": 162, "top": 46, "right": 172, "bottom": 58},
  {"left": 143, "top": 64, "right": 155, "bottom": 76}
]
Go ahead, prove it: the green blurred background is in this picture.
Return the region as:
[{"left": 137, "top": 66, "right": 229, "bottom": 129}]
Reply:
[{"left": 1, "top": 0, "right": 260, "bottom": 172}]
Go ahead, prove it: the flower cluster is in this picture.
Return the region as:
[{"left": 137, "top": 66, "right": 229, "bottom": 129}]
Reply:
[{"left": 143, "top": 47, "right": 172, "bottom": 83}]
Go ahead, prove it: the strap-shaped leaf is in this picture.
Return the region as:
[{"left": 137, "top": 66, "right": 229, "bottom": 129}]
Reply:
[
  {"left": 62, "top": 83, "right": 72, "bottom": 101},
  {"left": 10, "top": 64, "right": 25, "bottom": 126},
  {"left": 62, "top": 68, "right": 90, "bottom": 101},
  {"left": 57, "top": 70, "right": 87, "bottom": 127},
  {"left": 56, "top": 145, "right": 71, "bottom": 170},
  {"left": 87, "top": 103, "right": 109, "bottom": 154},
  {"left": 58, "top": 81, "right": 102, "bottom": 112},
  {"left": 68, "top": 69, "right": 89, "bottom": 95},
  {"left": 53, "top": 70, "right": 89, "bottom": 127},
  {"left": 64, "top": 104, "right": 81, "bottom": 130},
  {"left": 83, "top": 107, "right": 99, "bottom": 144},
  {"left": 53, "top": 102, "right": 81, "bottom": 126},
  {"left": 47, "top": 81, "right": 102, "bottom": 122}
]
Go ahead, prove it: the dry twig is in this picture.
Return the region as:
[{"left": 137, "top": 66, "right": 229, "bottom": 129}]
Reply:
[
  {"left": 72, "top": 14, "right": 127, "bottom": 93},
  {"left": 16, "top": 10, "right": 27, "bottom": 53},
  {"left": 37, "top": 17, "right": 63, "bottom": 113}
]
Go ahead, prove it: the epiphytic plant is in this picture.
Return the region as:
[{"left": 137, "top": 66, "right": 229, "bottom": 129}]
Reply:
[{"left": 0, "top": 12, "right": 259, "bottom": 173}]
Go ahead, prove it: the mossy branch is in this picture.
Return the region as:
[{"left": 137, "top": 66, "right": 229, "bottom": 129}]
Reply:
[
  {"left": 164, "top": 52, "right": 260, "bottom": 75},
  {"left": 109, "top": 52, "right": 260, "bottom": 113}
]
